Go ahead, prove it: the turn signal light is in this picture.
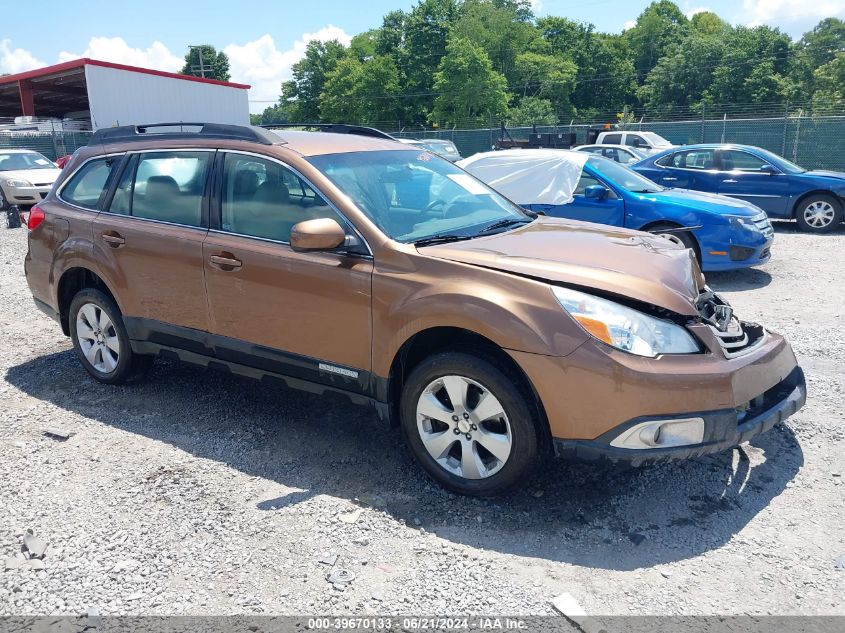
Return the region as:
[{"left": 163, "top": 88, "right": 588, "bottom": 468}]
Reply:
[{"left": 27, "top": 204, "right": 45, "bottom": 231}]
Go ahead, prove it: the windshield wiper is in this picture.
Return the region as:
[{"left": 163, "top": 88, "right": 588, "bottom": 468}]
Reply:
[
  {"left": 476, "top": 217, "right": 532, "bottom": 236},
  {"left": 413, "top": 234, "right": 475, "bottom": 247}
]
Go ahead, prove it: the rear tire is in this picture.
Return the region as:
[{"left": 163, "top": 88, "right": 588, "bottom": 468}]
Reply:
[
  {"left": 400, "top": 352, "right": 542, "bottom": 497},
  {"left": 69, "top": 288, "right": 153, "bottom": 385},
  {"left": 795, "top": 194, "right": 842, "bottom": 233}
]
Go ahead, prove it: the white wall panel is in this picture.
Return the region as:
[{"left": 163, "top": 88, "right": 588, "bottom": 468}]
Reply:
[{"left": 85, "top": 64, "right": 249, "bottom": 130}]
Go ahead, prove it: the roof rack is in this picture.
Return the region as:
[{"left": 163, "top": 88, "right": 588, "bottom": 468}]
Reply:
[
  {"left": 89, "top": 122, "right": 284, "bottom": 146},
  {"left": 261, "top": 123, "right": 396, "bottom": 140}
]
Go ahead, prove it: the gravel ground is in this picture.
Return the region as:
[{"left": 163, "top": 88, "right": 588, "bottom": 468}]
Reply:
[{"left": 0, "top": 221, "right": 843, "bottom": 617}]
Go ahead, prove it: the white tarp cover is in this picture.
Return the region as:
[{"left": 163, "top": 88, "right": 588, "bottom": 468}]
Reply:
[{"left": 458, "top": 149, "right": 588, "bottom": 206}]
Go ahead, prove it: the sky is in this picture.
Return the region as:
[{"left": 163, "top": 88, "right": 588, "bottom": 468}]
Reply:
[{"left": 2, "top": 0, "right": 844, "bottom": 113}]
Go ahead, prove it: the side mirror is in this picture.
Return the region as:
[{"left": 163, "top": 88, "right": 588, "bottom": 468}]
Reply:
[
  {"left": 584, "top": 185, "right": 609, "bottom": 200},
  {"left": 290, "top": 218, "right": 346, "bottom": 252},
  {"left": 760, "top": 164, "right": 777, "bottom": 175}
]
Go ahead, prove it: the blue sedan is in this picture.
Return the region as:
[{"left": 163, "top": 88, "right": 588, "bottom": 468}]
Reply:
[
  {"left": 634, "top": 143, "right": 845, "bottom": 233},
  {"left": 458, "top": 149, "right": 774, "bottom": 272}
]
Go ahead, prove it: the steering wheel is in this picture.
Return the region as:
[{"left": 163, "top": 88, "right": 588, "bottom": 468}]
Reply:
[{"left": 424, "top": 199, "right": 446, "bottom": 213}]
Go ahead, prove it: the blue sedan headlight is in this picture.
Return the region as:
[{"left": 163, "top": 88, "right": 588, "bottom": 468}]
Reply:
[{"left": 728, "top": 214, "right": 765, "bottom": 232}]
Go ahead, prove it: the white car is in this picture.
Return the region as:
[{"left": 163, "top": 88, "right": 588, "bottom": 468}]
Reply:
[
  {"left": 0, "top": 149, "right": 61, "bottom": 210},
  {"left": 574, "top": 144, "right": 648, "bottom": 165},
  {"left": 593, "top": 131, "right": 674, "bottom": 155}
]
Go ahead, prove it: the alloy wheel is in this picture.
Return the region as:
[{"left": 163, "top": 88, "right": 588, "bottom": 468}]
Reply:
[
  {"left": 657, "top": 232, "right": 686, "bottom": 248},
  {"left": 76, "top": 303, "right": 120, "bottom": 373},
  {"left": 416, "top": 375, "right": 512, "bottom": 479},
  {"left": 803, "top": 200, "right": 836, "bottom": 229}
]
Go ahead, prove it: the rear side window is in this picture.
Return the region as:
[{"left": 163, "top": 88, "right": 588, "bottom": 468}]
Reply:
[
  {"left": 661, "top": 149, "right": 714, "bottom": 170},
  {"left": 61, "top": 157, "right": 120, "bottom": 209},
  {"left": 128, "top": 151, "right": 210, "bottom": 227},
  {"left": 603, "top": 133, "right": 622, "bottom": 144}
]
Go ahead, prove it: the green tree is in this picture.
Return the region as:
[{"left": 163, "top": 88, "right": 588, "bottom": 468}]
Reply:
[
  {"left": 625, "top": 1, "right": 689, "bottom": 80},
  {"left": 430, "top": 37, "right": 509, "bottom": 126},
  {"left": 812, "top": 52, "right": 845, "bottom": 110},
  {"left": 537, "top": 17, "right": 636, "bottom": 114},
  {"left": 319, "top": 55, "right": 403, "bottom": 125},
  {"left": 280, "top": 39, "right": 347, "bottom": 122},
  {"left": 791, "top": 18, "right": 845, "bottom": 97},
  {"left": 349, "top": 30, "right": 379, "bottom": 61},
  {"left": 507, "top": 97, "right": 557, "bottom": 125},
  {"left": 690, "top": 11, "right": 729, "bottom": 36},
  {"left": 512, "top": 52, "right": 577, "bottom": 116},
  {"left": 704, "top": 26, "right": 791, "bottom": 105},
  {"left": 450, "top": 0, "right": 537, "bottom": 82},
  {"left": 401, "top": 0, "right": 460, "bottom": 119},
  {"left": 181, "top": 45, "right": 230, "bottom": 81}
]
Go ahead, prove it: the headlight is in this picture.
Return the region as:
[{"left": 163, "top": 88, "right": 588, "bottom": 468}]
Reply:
[
  {"left": 5, "top": 179, "right": 33, "bottom": 187},
  {"left": 728, "top": 215, "right": 760, "bottom": 232},
  {"left": 552, "top": 286, "right": 700, "bottom": 357}
]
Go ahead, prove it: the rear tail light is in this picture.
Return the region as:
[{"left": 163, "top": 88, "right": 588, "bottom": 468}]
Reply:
[{"left": 27, "top": 204, "right": 45, "bottom": 231}]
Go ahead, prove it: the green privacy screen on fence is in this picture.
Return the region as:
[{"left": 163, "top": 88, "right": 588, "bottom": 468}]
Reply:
[
  {"left": 392, "top": 114, "right": 845, "bottom": 171},
  {"left": 3, "top": 113, "right": 844, "bottom": 171}
]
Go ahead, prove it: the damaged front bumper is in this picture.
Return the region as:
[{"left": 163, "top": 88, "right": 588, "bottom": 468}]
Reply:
[{"left": 553, "top": 365, "right": 806, "bottom": 465}]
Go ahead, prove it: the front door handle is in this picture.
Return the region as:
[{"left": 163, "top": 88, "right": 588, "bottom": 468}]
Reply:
[
  {"left": 722, "top": 179, "right": 738, "bottom": 183},
  {"left": 101, "top": 231, "right": 125, "bottom": 247},
  {"left": 662, "top": 177, "right": 678, "bottom": 182},
  {"left": 209, "top": 253, "right": 243, "bottom": 270}
]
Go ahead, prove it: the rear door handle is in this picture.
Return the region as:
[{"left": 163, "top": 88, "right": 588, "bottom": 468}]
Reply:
[
  {"left": 101, "top": 232, "right": 125, "bottom": 247},
  {"left": 209, "top": 254, "right": 243, "bottom": 270},
  {"left": 722, "top": 179, "right": 738, "bottom": 183},
  {"left": 662, "top": 177, "right": 677, "bottom": 181}
]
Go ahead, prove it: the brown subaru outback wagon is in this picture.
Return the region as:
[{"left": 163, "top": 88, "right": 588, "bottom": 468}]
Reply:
[{"left": 24, "top": 123, "right": 806, "bottom": 496}]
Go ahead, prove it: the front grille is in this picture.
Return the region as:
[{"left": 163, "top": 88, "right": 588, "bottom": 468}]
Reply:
[
  {"left": 751, "top": 211, "right": 774, "bottom": 238},
  {"left": 33, "top": 183, "right": 52, "bottom": 187},
  {"left": 696, "top": 290, "right": 767, "bottom": 358},
  {"left": 760, "top": 247, "right": 770, "bottom": 259}
]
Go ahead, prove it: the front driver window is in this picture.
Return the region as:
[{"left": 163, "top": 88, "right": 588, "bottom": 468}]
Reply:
[
  {"left": 573, "top": 173, "right": 600, "bottom": 195},
  {"left": 221, "top": 154, "right": 343, "bottom": 243}
]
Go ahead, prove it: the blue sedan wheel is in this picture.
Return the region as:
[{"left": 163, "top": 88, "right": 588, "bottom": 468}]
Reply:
[{"left": 796, "top": 194, "right": 843, "bottom": 234}]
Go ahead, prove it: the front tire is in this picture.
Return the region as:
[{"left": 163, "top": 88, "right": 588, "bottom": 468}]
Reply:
[
  {"left": 69, "top": 288, "right": 152, "bottom": 385},
  {"left": 400, "top": 352, "right": 542, "bottom": 497},
  {"left": 795, "top": 194, "right": 842, "bottom": 233}
]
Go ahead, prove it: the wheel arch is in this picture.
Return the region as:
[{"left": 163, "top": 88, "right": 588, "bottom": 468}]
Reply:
[
  {"left": 791, "top": 189, "right": 843, "bottom": 219},
  {"left": 638, "top": 219, "right": 702, "bottom": 261},
  {"left": 56, "top": 267, "right": 121, "bottom": 335},
  {"left": 384, "top": 326, "right": 553, "bottom": 453}
]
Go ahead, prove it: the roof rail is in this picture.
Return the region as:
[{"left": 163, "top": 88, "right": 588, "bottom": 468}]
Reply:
[
  {"left": 90, "top": 122, "right": 284, "bottom": 146},
  {"left": 261, "top": 123, "right": 396, "bottom": 140}
]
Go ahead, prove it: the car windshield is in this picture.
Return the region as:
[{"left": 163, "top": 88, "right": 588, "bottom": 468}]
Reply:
[
  {"left": 587, "top": 156, "right": 663, "bottom": 193},
  {"left": 749, "top": 147, "right": 806, "bottom": 174},
  {"left": 640, "top": 132, "right": 671, "bottom": 146},
  {"left": 420, "top": 140, "right": 459, "bottom": 154},
  {"left": 0, "top": 151, "right": 56, "bottom": 171},
  {"left": 308, "top": 149, "right": 530, "bottom": 243}
]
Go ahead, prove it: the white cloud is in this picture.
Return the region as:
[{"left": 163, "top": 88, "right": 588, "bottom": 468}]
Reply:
[
  {"left": 527, "top": 0, "right": 543, "bottom": 13},
  {"left": 623, "top": 19, "right": 637, "bottom": 30},
  {"left": 0, "top": 39, "right": 45, "bottom": 75},
  {"left": 225, "top": 25, "right": 352, "bottom": 113},
  {"left": 57, "top": 37, "right": 183, "bottom": 72},
  {"left": 685, "top": 6, "right": 711, "bottom": 18},
  {"left": 736, "top": 0, "right": 845, "bottom": 34}
]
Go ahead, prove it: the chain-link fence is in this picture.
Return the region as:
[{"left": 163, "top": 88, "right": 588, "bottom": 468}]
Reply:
[
  {"left": 387, "top": 102, "right": 845, "bottom": 170},
  {"left": 0, "top": 117, "right": 93, "bottom": 161}
]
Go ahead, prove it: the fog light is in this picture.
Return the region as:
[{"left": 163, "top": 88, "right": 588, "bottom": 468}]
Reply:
[{"left": 610, "top": 418, "right": 705, "bottom": 449}]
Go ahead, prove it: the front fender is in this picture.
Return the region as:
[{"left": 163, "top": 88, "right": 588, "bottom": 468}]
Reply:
[{"left": 371, "top": 256, "right": 589, "bottom": 378}]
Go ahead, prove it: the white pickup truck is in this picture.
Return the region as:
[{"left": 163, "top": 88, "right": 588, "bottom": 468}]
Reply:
[{"left": 594, "top": 131, "right": 674, "bottom": 155}]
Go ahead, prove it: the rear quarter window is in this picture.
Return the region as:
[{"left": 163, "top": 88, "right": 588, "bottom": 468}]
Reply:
[{"left": 60, "top": 157, "right": 121, "bottom": 209}]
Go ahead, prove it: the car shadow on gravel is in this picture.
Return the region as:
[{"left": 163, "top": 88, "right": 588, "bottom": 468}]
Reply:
[
  {"left": 707, "top": 267, "right": 772, "bottom": 291},
  {"left": 7, "top": 350, "right": 804, "bottom": 572}
]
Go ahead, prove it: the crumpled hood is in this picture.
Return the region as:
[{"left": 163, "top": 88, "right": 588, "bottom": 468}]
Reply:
[
  {"left": 418, "top": 216, "right": 704, "bottom": 316},
  {"left": 647, "top": 188, "right": 760, "bottom": 216},
  {"left": 0, "top": 168, "right": 61, "bottom": 185}
]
